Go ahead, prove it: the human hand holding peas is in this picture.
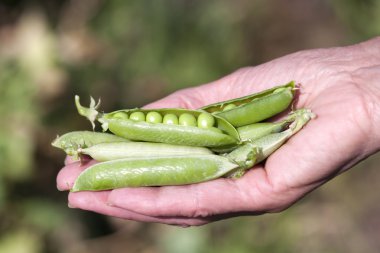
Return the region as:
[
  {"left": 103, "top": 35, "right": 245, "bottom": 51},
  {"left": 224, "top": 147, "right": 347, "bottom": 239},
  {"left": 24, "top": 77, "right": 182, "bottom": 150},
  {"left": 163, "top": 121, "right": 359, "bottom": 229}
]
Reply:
[{"left": 57, "top": 37, "right": 380, "bottom": 226}]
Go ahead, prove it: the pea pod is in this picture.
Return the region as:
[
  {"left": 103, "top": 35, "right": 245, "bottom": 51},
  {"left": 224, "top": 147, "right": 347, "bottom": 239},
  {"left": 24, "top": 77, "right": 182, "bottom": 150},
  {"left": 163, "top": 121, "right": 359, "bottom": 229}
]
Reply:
[
  {"left": 201, "top": 81, "right": 295, "bottom": 127},
  {"left": 236, "top": 108, "right": 308, "bottom": 141},
  {"left": 51, "top": 131, "right": 130, "bottom": 156},
  {"left": 211, "top": 108, "right": 314, "bottom": 153},
  {"left": 71, "top": 155, "right": 240, "bottom": 191},
  {"left": 237, "top": 122, "right": 286, "bottom": 142},
  {"left": 226, "top": 108, "right": 315, "bottom": 177},
  {"left": 251, "top": 108, "right": 315, "bottom": 163},
  {"left": 75, "top": 96, "right": 239, "bottom": 147},
  {"left": 79, "top": 142, "right": 213, "bottom": 161}
]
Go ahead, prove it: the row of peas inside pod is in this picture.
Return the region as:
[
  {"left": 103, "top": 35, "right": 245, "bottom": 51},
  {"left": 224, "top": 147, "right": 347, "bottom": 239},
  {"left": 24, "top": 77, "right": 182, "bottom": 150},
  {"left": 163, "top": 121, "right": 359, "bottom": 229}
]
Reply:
[{"left": 52, "top": 81, "right": 315, "bottom": 191}]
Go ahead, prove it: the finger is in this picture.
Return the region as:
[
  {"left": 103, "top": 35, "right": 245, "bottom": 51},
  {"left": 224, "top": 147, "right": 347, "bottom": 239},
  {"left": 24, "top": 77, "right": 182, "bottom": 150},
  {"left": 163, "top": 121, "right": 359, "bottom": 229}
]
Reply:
[
  {"left": 107, "top": 167, "right": 282, "bottom": 218},
  {"left": 56, "top": 160, "right": 97, "bottom": 191},
  {"left": 68, "top": 191, "right": 210, "bottom": 226}
]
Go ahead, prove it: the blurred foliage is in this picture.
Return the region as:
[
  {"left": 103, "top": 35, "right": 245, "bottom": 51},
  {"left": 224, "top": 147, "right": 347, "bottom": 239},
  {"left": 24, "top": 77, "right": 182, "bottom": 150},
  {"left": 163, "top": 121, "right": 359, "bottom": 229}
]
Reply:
[
  {"left": 332, "top": 0, "right": 380, "bottom": 40},
  {"left": 0, "top": 0, "right": 379, "bottom": 253}
]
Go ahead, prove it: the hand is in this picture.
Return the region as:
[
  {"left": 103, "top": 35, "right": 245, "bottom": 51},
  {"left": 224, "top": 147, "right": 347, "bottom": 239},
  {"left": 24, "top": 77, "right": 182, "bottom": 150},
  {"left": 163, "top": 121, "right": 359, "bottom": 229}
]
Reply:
[{"left": 57, "top": 37, "right": 380, "bottom": 226}]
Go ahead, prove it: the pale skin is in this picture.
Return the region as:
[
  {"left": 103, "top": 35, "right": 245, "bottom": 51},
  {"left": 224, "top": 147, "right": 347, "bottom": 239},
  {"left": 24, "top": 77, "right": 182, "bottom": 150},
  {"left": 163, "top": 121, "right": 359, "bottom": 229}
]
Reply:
[{"left": 57, "top": 37, "right": 380, "bottom": 226}]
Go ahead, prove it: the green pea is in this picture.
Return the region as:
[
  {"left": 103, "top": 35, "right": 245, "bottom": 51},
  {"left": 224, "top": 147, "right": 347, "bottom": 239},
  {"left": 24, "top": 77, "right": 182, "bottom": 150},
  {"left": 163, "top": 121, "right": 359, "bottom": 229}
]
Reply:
[
  {"left": 146, "top": 111, "right": 163, "bottom": 123},
  {"left": 129, "top": 111, "right": 145, "bottom": 121},
  {"left": 197, "top": 112, "right": 215, "bottom": 128},
  {"left": 71, "top": 155, "right": 239, "bottom": 191},
  {"left": 163, "top": 114, "right": 179, "bottom": 125},
  {"left": 112, "top": 112, "right": 129, "bottom": 120},
  {"left": 222, "top": 104, "right": 237, "bottom": 111},
  {"left": 179, "top": 113, "right": 197, "bottom": 126}
]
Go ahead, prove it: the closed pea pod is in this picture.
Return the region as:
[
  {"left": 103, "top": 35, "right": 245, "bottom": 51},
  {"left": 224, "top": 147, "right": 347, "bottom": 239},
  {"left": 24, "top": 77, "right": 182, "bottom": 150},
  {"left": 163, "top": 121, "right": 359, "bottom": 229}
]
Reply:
[
  {"left": 71, "top": 155, "right": 240, "bottom": 191},
  {"left": 79, "top": 142, "right": 213, "bottom": 161},
  {"left": 201, "top": 81, "right": 295, "bottom": 127}
]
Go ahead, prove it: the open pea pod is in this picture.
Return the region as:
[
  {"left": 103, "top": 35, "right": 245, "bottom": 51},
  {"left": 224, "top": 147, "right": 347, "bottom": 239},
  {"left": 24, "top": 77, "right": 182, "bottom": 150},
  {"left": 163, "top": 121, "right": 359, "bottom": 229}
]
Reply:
[
  {"left": 75, "top": 96, "right": 240, "bottom": 147},
  {"left": 201, "top": 81, "right": 296, "bottom": 127}
]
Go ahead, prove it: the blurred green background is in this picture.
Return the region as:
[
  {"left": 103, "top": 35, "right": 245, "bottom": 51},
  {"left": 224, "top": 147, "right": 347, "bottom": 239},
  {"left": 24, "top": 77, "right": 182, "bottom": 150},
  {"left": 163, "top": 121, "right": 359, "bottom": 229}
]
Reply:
[{"left": 0, "top": 0, "right": 379, "bottom": 252}]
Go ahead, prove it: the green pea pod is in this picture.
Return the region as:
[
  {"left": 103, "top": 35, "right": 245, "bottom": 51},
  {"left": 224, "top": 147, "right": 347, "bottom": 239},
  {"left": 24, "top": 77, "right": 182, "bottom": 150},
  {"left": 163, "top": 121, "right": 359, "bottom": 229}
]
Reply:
[
  {"left": 75, "top": 96, "right": 239, "bottom": 147},
  {"left": 79, "top": 142, "right": 213, "bottom": 161},
  {"left": 237, "top": 107, "right": 307, "bottom": 141},
  {"left": 212, "top": 108, "right": 313, "bottom": 153},
  {"left": 51, "top": 131, "right": 130, "bottom": 157},
  {"left": 237, "top": 122, "right": 286, "bottom": 142},
  {"left": 71, "top": 155, "right": 240, "bottom": 191},
  {"left": 226, "top": 108, "right": 315, "bottom": 177},
  {"left": 201, "top": 81, "right": 295, "bottom": 127},
  {"left": 252, "top": 108, "right": 315, "bottom": 163}
]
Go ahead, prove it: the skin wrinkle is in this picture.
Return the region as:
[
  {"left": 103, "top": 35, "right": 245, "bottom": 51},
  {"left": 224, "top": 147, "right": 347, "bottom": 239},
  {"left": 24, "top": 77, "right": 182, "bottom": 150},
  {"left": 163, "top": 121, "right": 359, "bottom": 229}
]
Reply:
[
  {"left": 358, "top": 36, "right": 380, "bottom": 61},
  {"left": 350, "top": 66, "right": 380, "bottom": 150},
  {"left": 264, "top": 108, "right": 349, "bottom": 191},
  {"left": 189, "top": 183, "right": 203, "bottom": 218},
  {"left": 243, "top": 168, "right": 280, "bottom": 212},
  {"left": 227, "top": 177, "right": 253, "bottom": 211},
  {"left": 70, "top": 192, "right": 206, "bottom": 226}
]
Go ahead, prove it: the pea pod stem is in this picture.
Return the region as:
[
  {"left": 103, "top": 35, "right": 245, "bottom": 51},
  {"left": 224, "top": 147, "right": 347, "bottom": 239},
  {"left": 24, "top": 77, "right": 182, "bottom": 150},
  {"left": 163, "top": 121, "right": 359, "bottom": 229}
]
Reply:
[{"left": 75, "top": 96, "right": 101, "bottom": 130}]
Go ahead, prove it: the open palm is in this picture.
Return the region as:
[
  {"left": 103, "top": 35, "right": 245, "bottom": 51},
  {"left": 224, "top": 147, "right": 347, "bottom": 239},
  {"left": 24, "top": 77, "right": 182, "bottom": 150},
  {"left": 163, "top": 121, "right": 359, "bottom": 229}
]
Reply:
[{"left": 57, "top": 37, "right": 380, "bottom": 226}]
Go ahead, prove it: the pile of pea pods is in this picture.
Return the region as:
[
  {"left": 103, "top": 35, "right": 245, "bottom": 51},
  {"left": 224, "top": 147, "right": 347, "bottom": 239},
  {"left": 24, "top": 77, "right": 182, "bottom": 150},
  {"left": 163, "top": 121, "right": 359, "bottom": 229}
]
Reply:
[{"left": 52, "top": 81, "right": 315, "bottom": 192}]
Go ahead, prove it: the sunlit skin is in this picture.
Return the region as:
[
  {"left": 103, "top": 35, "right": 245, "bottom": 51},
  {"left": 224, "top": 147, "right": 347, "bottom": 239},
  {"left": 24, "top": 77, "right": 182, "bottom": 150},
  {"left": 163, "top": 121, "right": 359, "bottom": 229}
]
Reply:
[{"left": 57, "top": 37, "right": 380, "bottom": 226}]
